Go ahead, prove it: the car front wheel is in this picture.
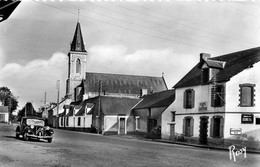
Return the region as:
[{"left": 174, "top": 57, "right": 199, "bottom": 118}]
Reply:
[
  {"left": 23, "top": 133, "right": 29, "bottom": 141},
  {"left": 47, "top": 138, "right": 52, "bottom": 143},
  {"left": 15, "top": 132, "right": 19, "bottom": 139}
]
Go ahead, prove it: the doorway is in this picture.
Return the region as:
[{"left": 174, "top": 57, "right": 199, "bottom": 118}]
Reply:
[
  {"left": 199, "top": 116, "right": 208, "bottom": 145},
  {"left": 119, "top": 118, "right": 126, "bottom": 135},
  {"left": 170, "top": 124, "right": 175, "bottom": 140}
]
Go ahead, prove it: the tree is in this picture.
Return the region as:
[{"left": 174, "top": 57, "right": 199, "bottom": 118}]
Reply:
[
  {"left": 0, "top": 87, "right": 18, "bottom": 112},
  {"left": 17, "top": 102, "right": 38, "bottom": 121}
]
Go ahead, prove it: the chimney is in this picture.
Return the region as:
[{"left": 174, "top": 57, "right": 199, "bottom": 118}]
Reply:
[
  {"left": 200, "top": 53, "right": 211, "bottom": 62},
  {"left": 140, "top": 89, "right": 148, "bottom": 97}
]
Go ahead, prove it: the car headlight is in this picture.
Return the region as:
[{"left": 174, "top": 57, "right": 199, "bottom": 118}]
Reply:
[{"left": 30, "top": 125, "right": 34, "bottom": 129}]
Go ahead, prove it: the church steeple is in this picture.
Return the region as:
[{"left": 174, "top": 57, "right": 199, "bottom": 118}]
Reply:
[{"left": 70, "top": 22, "right": 86, "bottom": 52}]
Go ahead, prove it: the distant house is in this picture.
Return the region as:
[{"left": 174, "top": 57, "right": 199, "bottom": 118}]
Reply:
[
  {"left": 132, "top": 89, "right": 175, "bottom": 136},
  {"left": 0, "top": 106, "right": 9, "bottom": 123},
  {"left": 162, "top": 47, "right": 260, "bottom": 149}
]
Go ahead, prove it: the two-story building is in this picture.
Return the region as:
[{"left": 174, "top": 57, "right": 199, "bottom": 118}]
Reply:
[{"left": 162, "top": 47, "right": 260, "bottom": 149}]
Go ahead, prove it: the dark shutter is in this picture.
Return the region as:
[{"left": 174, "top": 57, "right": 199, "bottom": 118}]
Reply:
[
  {"left": 220, "top": 86, "right": 225, "bottom": 107},
  {"left": 220, "top": 117, "right": 224, "bottom": 138},
  {"left": 211, "top": 88, "right": 215, "bottom": 107},
  {"left": 183, "top": 118, "right": 186, "bottom": 135},
  {"left": 191, "top": 89, "right": 195, "bottom": 108},
  {"left": 190, "top": 117, "right": 194, "bottom": 136},
  {"left": 210, "top": 117, "right": 214, "bottom": 137},
  {"left": 183, "top": 91, "right": 187, "bottom": 109}
]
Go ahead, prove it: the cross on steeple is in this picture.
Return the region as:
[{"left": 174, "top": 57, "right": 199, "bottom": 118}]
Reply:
[{"left": 77, "top": 9, "right": 80, "bottom": 22}]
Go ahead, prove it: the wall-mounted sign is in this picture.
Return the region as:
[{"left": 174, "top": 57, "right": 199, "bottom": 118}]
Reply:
[
  {"left": 199, "top": 102, "right": 207, "bottom": 111},
  {"left": 230, "top": 128, "right": 242, "bottom": 135},
  {"left": 241, "top": 114, "right": 254, "bottom": 124}
]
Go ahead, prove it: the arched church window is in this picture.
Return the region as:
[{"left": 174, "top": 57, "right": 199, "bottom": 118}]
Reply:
[{"left": 76, "top": 58, "right": 81, "bottom": 74}]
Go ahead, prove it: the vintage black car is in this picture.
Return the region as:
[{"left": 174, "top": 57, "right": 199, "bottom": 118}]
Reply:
[{"left": 15, "top": 116, "right": 54, "bottom": 143}]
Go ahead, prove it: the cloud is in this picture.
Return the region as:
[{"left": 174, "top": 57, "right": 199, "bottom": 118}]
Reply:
[
  {"left": 0, "top": 48, "right": 6, "bottom": 69},
  {"left": 0, "top": 44, "right": 199, "bottom": 110},
  {"left": 87, "top": 44, "right": 198, "bottom": 87},
  {"left": 0, "top": 52, "right": 67, "bottom": 110}
]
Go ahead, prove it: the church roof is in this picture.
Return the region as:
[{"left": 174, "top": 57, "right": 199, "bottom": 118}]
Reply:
[
  {"left": 84, "top": 72, "right": 168, "bottom": 95},
  {"left": 70, "top": 22, "right": 86, "bottom": 52},
  {"left": 174, "top": 46, "right": 260, "bottom": 88}
]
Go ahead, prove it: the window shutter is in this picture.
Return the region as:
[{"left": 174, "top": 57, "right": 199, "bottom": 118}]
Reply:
[
  {"left": 220, "top": 86, "right": 225, "bottom": 107},
  {"left": 211, "top": 88, "right": 215, "bottom": 107},
  {"left": 183, "top": 118, "right": 186, "bottom": 135},
  {"left": 190, "top": 117, "right": 194, "bottom": 136},
  {"left": 191, "top": 90, "right": 195, "bottom": 108},
  {"left": 220, "top": 117, "right": 224, "bottom": 138},
  {"left": 183, "top": 91, "right": 187, "bottom": 109},
  {"left": 210, "top": 117, "right": 214, "bottom": 137}
]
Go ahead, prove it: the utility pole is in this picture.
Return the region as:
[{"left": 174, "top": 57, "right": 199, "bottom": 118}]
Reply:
[
  {"left": 44, "top": 92, "right": 47, "bottom": 106},
  {"left": 97, "top": 81, "right": 102, "bottom": 134},
  {"left": 56, "top": 80, "right": 60, "bottom": 128}
]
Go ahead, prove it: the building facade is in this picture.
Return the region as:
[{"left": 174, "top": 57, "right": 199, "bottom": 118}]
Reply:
[{"left": 162, "top": 48, "right": 260, "bottom": 149}]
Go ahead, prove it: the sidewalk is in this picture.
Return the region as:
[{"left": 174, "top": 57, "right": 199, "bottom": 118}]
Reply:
[{"left": 115, "top": 135, "right": 260, "bottom": 154}]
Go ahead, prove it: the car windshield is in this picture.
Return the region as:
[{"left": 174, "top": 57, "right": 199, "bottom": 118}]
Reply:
[{"left": 26, "top": 119, "right": 45, "bottom": 126}]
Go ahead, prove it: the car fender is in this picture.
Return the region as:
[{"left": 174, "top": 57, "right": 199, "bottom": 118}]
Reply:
[{"left": 15, "top": 126, "right": 20, "bottom": 133}]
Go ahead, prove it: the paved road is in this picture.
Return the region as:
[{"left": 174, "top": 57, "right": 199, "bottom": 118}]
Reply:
[{"left": 0, "top": 123, "right": 259, "bottom": 167}]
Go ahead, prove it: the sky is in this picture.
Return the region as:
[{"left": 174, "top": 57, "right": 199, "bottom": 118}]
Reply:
[{"left": 1, "top": 0, "right": 260, "bottom": 111}]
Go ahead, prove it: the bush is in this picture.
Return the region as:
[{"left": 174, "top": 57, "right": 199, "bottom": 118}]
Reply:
[{"left": 145, "top": 125, "right": 161, "bottom": 139}]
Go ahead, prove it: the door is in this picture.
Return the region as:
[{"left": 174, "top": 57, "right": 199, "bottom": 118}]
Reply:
[
  {"left": 199, "top": 117, "right": 208, "bottom": 145},
  {"left": 170, "top": 124, "right": 175, "bottom": 140},
  {"left": 0, "top": 114, "right": 4, "bottom": 122},
  {"left": 119, "top": 118, "right": 125, "bottom": 135},
  {"left": 185, "top": 118, "right": 191, "bottom": 136}
]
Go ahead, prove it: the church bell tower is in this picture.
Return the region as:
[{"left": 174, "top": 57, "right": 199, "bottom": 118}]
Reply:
[{"left": 66, "top": 21, "right": 87, "bottom": 100}]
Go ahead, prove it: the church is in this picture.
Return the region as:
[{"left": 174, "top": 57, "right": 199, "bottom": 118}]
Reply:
[{"left": 51, "top": 21, "right": 169, "bottom": 135}]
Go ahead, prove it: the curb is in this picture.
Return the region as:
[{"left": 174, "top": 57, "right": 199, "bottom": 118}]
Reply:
[{"left": 152, "top": 139, "right": 260, "bottom": 154}]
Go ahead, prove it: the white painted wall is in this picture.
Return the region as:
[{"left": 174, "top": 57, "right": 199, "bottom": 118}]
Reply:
[
  {"left": 162, "top": 62, "right": 260, "bottom": 141},
  {"left": 104, "top": 116, "right": 118, "bottom": 132},
  {"left": 224, "top": 62, "right": 260, "bottom": 140},
  {"left": 162, "top": 84, "right": 225, "bottom": 139}
]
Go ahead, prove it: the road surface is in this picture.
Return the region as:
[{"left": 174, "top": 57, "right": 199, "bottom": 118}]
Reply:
[{"left": 0, "top": 123, "right": 259, "bottom": 167}]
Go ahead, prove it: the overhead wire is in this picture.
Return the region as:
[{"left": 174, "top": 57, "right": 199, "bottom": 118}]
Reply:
[
  {"left": 65, "top": 1, "right": 227, "bottom": 49},
  {"left": 32, "top": 0, "right": 226, "bottom": 53},
  {"left": 117, "top": 1, "right": 258, "bottom": 47}
]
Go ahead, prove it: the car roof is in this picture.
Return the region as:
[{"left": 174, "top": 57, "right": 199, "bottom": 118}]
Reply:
[{"left": 22, "top": 116, "right": 45, "bottom": 120}]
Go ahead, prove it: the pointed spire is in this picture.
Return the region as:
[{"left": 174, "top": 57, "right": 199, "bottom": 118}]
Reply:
[{"left": 70, "top": 21, "right": 86, "bottom": 52}]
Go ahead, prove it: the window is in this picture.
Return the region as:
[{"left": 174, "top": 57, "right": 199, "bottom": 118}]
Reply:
[
  {"left": 135, "top": 116, "right": 140, "bottom": 130},
  {"left": 66, "top": 117, "right": 69, "bottom": 126},
  {"left": 201, "top": 68, "right": 209, "bottom": 84},
  {"left": 211, "top": 85, "right": 225, "bottom": 107},
  {"left": 171, "top": 111, "right": 176, "bottom": 122},
  {"left": 210, "top": 116, "right": 224, "bottom": 138},
  {"left": 256, "top": 118, "right": 260, "bottom": 125},
  {"left": 183, "top": 89, "right": 195, "bottom": 109},
  {"left": 183, "top": 117, "right": 194, "bottom": 137},
  {"left": 78, "top": 117, "right": 81, "bottom": 126},
  {"left": 239, "top": 84, "right": 255, "bottom": 107},
  {"left": 76, "top": 58, "right": 81, "bottom": 74},
  {"left": 241, "top": 114, "right": 253, "bottom": 124},
  {"left": 61, "top": 117, "right": 63, "bottom": 126}
]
